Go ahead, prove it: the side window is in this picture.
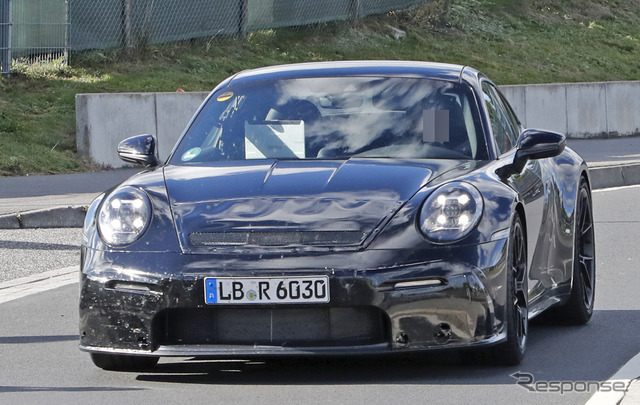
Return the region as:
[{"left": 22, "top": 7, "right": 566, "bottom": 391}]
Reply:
[
  {"left": 499, "top": 92, "right": 522, "bottom": 136},
  {"left": 482, "top": 82, "right": 519, "bottom": 155}
]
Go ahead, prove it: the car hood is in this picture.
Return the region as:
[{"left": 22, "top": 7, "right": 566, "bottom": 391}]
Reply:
[{"left": 163, "top": 159, "right": 467, "bottom": 253}]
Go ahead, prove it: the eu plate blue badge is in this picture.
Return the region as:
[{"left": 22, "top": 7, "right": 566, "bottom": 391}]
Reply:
[{"left": 205, "top": 278, "right": 217, "bottom": 304}]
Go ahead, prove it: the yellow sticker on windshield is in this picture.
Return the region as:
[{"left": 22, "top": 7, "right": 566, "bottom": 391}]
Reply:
[{"left": 217, "top": 91, "right": 234, "bottom": 102}]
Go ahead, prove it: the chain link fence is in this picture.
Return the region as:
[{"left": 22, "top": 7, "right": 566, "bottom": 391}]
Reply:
[
  {"left": 1, "top": 0, "right": 69, "bottom": 74},
  {"left": 70, "top": 0, "right": 241, "bottom": 50},
  {"left": 1, "top": 0, "right": 428, "bottom": 74},
  {"left": 0, "top": 0, "right": 9, "bottom": 73},
  {"left": 70, "top": 0, "right": 427, "bottom": 51}
]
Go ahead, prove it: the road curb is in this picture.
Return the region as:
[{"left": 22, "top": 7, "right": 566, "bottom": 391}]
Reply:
[
  {"left": 588, "top": 163, "right": 640, "bottom": 189},
  {"left": 0, "top": 206, "right": 87, "bottom": 229},
  {"left": 586, "top": 352, "right": 640, "bottom": 404}
]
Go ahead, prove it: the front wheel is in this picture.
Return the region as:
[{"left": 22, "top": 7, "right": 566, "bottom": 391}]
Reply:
[
  {"left": 90, "top": 353, "right": 159, "bottom": 371},
  {"left": 491, "top": 215, "right": 528, "bottom": 366},
  {"left": 553, "top": 177, "right": 596, "bottom": 324}
]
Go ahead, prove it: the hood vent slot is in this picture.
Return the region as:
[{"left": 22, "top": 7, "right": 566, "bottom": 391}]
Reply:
[{"left": 189, "top": 231, "right": 365, "bottom": 247}]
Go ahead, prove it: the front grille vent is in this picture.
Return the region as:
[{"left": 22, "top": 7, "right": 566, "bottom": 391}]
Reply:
[
  {"left": 153, "top": 306, "right": 388, "bottom": 347},
  {"left": 189, "top": 231, "right": 365, "bottom": 247}
]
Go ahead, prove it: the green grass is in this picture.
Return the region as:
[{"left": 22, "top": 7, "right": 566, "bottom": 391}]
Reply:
[{"left": 1, "top": 0, "right": 640, "bottom": 176}]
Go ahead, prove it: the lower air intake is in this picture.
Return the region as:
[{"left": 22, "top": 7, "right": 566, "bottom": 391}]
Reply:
[{"left": 153, "top": 306, "right": 388, "bottom": 347}]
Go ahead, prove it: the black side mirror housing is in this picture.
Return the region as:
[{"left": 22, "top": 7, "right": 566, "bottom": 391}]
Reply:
[
  {"left": 515, "top": 129, "right": 566, "bottom": 162},
  {"left": 498, "top": 129, "right": 566, "bottom": 178},
  {"left": 117, "top": 134, "right": 159, "bottom": 167}
]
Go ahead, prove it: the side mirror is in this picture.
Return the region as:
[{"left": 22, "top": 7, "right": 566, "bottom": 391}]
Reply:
[
  {"left": 515, "top": 129, "right": 566, "bottom": 162},
  {"left": 117, "top": 134, "right": 159, "bottom": 167},
  {"left": 498, "top": 129, "right": 566, "bottom": 178}
]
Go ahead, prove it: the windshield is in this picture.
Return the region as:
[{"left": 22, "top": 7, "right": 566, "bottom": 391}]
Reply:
[{"left": 170, "top": 76, "right": 488, "bottom": 164}]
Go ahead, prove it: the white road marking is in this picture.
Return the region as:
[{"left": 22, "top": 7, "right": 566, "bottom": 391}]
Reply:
[
  {"left": 591, "top": 182, "right": 640, "bottom": 402},
  {"left": 0, "top": 266, "right": 78, "bottom": 305},
  {"left": 593, "top": 184, "right": 640, "bottom": 193},
  {"left": 586, "top": 352, "right": 640, "bottom": 405}
]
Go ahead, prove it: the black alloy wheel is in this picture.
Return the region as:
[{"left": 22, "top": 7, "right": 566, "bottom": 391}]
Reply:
[
  {"left": 492, "top": 214, "right": 528, "bottom": 366},
  {"left": 555, "top": 177, "right": 596, "bottom": 324}
]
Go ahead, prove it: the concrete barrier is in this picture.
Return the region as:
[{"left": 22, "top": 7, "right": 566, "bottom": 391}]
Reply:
[
  {"left": 76, "top": 92, "right": 209, "bottom": 168},
  {"left": 501, "top": 81, "right": 640, "bottom": 137},
  {"left": 77, "top": 81, "right": 640, "bottom": 168}
]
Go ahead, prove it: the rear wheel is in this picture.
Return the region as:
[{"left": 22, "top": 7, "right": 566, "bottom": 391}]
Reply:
[
  {"left": 90, "top": 353, "right": 159, "bottom": 371},
  {"left": 491, "top": 215, "right": 528, "bottom": 366},
  {"left": 554, "top": 177, "right": 595, "bottom": 324}
]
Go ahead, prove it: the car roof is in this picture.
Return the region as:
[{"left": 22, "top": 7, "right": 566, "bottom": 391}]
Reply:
[{"left": 225, "top": 60, "right": 480, "bottom": 86}]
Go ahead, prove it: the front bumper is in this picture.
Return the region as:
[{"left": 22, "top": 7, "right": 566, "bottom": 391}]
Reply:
[{"left": 79, "top": 240, "right": 510, "bottom": 357}]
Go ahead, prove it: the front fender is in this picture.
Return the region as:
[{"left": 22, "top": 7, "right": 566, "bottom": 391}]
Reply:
[
  {"left": 82, "top": 167, "right": 181, "bottom": 253},
  {"left": 368, "top": 168, "right": 519, "bottom": 252}
]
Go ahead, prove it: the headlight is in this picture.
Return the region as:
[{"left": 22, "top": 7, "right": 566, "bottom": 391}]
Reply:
[
  {"left": 97, "top": 186, "right": 152, "bottom": 246},
  {"left": 83, "top": 193, "right": 104, "bottom": 245},
  {"left": 419, "top": 182, "right": 483, "bottom": 243}
]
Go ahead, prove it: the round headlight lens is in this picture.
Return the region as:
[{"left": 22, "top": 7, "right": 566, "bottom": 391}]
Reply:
[
  {"left": 97, "top": 186, "right": 152, "bottom": 246},
  {"left": 419, "top": 182, "right": 483, "bottom": 243}
]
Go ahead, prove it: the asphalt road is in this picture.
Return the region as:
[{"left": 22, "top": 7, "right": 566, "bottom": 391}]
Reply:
[
  {"left": 0, "top": 185, "right": 639, "bottom": 405},
  {"left": 0, "top": 228, "right": 81, "bottom": 282}
]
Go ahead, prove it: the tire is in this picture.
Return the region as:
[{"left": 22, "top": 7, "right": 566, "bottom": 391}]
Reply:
[
  {"left": 490, "top": 214, "right": 528, "bottom": 366},
  {"left": 90, "top": 353, "right": 159, "bottom": 371},
  {"left": 553, "top": 177, "right": 596, "bottom": 324}
]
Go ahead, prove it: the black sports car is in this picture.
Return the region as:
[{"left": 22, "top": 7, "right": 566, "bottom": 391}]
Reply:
[{"left": 79, "top": 61, "right": 595, "bottom": 370}]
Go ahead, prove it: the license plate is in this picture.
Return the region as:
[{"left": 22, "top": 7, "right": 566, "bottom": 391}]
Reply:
[{"left": 204, "top": 276, "right": 330, "bottom": 305}]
